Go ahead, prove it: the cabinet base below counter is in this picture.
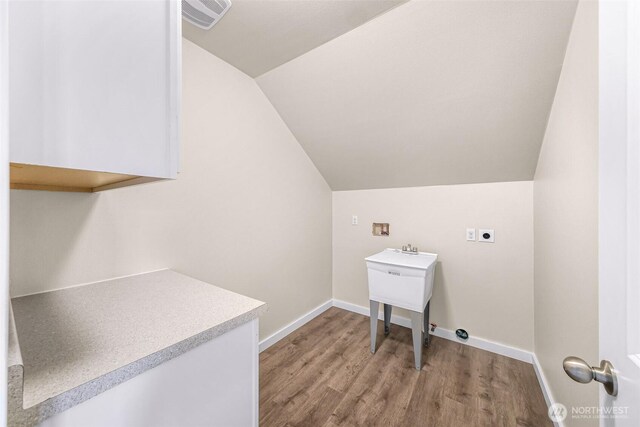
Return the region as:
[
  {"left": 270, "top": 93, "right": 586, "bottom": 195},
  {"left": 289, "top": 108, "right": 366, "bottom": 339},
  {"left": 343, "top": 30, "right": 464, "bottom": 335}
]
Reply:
[{"left": 39, "top": 319, "right": 259, "bottom": 427}]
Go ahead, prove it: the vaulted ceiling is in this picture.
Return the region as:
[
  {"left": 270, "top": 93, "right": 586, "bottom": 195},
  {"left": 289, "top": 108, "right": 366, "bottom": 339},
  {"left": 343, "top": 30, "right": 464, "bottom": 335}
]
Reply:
[
  {"left": 182, "top": 0, "right": 407, "bottom": 77},
  {"left": 185, "top": 0, "right": 579, "bottom": 190}
]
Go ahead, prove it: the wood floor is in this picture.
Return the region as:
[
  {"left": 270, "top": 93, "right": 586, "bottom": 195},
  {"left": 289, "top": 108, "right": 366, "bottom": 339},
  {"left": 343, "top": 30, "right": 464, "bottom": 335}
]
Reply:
[{"left": 260, "top": 307, "right": 550, "bottom": 427}]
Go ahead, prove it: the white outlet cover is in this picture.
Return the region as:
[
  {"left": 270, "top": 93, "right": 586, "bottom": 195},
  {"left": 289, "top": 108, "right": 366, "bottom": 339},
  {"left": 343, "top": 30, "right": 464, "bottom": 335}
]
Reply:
[
  {"left": 478, "top": 229, "right": 495, "bottom": 243},
  {"left": 352, "top": 215, "right": 358, "bottom": 225},
  {"left": 466, "top": 228, "right": 476, "bottom": 241}
]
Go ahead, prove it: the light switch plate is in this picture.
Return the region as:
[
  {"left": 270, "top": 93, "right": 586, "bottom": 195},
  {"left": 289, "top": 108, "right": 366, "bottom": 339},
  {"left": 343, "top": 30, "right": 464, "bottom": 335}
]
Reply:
[
  {"left": 478, "top": 229, "right": 495, "bottom": 243},
  {"left": 466, "top": 228, "right": 476, "bottom": 241},
  {"left": 352, "top": 215, "right": 358, "bottom": 225}
]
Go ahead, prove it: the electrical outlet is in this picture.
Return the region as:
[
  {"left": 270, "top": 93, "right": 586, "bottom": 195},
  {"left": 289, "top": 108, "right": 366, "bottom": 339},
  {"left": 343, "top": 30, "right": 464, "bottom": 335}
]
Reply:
[
  {"left": 352, "top": 215, "right": 358, "bottom": 225},
  {"left": 466, "top": 228, "right": 476, "bottom": 241},
  {"left": 478, "top": 229, "right": 495, "bottom": 243}
]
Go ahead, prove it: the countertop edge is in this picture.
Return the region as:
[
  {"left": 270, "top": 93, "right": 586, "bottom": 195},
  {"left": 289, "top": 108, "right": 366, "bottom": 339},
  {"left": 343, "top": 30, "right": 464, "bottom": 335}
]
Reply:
[
  {"left": 8, "top": 304, "right": 23, "bottom": 368},
  {"left": 9, "top": 301, "right": 267, "bottom": 427}
]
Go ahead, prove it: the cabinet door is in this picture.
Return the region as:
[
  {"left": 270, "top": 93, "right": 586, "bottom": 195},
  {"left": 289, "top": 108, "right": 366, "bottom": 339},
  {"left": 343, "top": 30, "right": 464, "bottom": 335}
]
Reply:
[{"left": 9, "top": 0, "right": 180, "bottom": 179}]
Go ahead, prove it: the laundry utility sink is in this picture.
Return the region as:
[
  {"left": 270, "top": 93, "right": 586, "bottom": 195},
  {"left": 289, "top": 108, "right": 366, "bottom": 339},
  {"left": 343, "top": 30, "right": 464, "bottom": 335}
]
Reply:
[
  {"left": 365, "top": 248, "right": 437, "bottom": 312},
  {"left": 365, "top": 248, "right": 438, "bottom": 370}
]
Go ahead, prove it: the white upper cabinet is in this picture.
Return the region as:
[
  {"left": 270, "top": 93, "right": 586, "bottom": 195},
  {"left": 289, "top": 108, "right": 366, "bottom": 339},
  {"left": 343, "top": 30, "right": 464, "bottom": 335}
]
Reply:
[{"left": 9, "top": 0, "right": 180, "bottom": 192}]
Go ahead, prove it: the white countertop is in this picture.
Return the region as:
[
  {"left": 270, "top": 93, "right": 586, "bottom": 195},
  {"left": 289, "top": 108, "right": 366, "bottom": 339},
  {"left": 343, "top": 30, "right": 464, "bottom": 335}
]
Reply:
[{"left": 8, "top": 269, "right": 266, "bottom": 426}]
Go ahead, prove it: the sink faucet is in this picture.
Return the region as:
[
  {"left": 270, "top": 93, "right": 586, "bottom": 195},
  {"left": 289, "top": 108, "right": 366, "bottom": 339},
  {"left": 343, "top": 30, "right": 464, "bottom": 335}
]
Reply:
[{"left": 402, "top": 244, "right": 418, "bottom": 253}]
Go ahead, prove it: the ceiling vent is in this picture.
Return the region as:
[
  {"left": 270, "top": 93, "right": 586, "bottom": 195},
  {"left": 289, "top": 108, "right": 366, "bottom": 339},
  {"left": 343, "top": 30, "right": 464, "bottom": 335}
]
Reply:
[{"left": 182, "top": 0, "right": 231, "bottom": 30}]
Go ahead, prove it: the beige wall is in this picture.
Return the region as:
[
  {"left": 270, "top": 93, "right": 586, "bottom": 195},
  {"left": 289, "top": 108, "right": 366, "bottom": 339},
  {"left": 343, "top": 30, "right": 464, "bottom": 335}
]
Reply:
[
  {"left": 533, "top": 1, "right": 599, "bottom": 423},
  {"left": 9, "top": 39, "right": 333, "bottom": 340},
  {"left": 333, "top": 181, "right": 534, "bottom": 351}
]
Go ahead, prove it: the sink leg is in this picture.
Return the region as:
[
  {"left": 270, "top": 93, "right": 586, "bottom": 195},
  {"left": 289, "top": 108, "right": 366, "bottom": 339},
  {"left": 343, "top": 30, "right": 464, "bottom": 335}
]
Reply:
[
  {"left": 423, "top": 300, "right": 430, "bottom": 347},
  {"left": 410, "top": 310, "right": 423, "bottom": 370},
  {"left": 370, "top": 300, "right": 379, "bottom": 353},
  {"left": 383, "top": 304, "right": 392, "bottom": 335}
]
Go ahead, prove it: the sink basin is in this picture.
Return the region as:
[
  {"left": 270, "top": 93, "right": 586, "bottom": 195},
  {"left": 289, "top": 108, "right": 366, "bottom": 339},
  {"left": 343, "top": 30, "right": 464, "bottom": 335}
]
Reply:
[{"left": 365, "top": 248, "right": 438, "bottom": 312}]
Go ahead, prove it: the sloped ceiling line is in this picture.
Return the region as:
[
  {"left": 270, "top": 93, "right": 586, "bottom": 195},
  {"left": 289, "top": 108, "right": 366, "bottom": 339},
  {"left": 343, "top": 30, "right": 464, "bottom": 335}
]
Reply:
[{"left": 186, "top": 0, "right": 578, "bottom": 191}]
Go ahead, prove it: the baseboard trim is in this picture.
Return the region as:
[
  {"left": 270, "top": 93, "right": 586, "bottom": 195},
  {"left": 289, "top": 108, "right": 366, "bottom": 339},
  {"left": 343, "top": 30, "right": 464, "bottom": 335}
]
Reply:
[
  {"left": 430, "top": 326, "right": 533, "bottom": 364},
  {"left": 532, "top": 353, "right": 562, "bottom": 427},
  {"left": 332, "top": 299, "right": 533, "bottom": 364},
  {"left": 259, "top": 299, "right": 333, "bottom": 352}
]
